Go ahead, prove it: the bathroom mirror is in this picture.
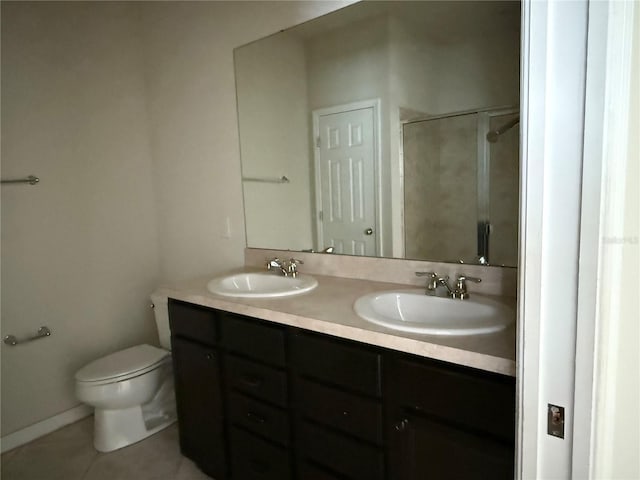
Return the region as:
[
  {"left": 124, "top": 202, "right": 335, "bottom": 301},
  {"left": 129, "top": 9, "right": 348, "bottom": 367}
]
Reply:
[{"left": 235, "top": 0, "right": 521, "bottom": 266}]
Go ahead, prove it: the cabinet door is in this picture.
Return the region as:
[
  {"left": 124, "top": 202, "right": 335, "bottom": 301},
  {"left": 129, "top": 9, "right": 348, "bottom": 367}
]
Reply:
[
  {"left": 172, "top": 337, "right": 226, "bottom": 479},
  {"left": 297, "top": 421, "right": 385, "bottom": 480},
  {"left": 389, "top": 412, "right": 514, "bottom": 480}
]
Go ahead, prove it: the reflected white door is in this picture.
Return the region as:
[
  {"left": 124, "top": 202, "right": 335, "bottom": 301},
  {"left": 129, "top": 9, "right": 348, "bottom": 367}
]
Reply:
[{"left": 315, "top": 106, "right": 376, "bottom": 256}]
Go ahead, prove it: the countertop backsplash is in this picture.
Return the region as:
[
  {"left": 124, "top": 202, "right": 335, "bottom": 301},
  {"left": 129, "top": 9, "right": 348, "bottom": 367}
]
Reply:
[{"left": 245, "top": 248, "right": 518, "bottom": 298}]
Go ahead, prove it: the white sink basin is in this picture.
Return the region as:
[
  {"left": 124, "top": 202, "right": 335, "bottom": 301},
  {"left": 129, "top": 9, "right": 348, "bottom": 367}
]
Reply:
[
  {"left": 207, "top": 272, "right": 318, "bottom": 298},
  {"left": 354, "top": 290, "right": 514, "bottom": 335}
]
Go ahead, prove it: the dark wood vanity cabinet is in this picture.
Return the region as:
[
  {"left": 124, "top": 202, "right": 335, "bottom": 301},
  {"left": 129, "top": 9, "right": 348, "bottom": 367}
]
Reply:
[
  {"left": 386, "top": 355, "right": 516, "bottom": 480},
  {"left": 169, "top": 302, "right": 227, "bottom": 479},
  {"left": 168, "top": 299, "right": 516, "bottom": 480}
]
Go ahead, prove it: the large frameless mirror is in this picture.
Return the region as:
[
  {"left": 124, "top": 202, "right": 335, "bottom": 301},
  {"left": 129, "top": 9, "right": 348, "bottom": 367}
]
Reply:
[{"left": 235, "top": 0, "right": 521, "bottom": 266}]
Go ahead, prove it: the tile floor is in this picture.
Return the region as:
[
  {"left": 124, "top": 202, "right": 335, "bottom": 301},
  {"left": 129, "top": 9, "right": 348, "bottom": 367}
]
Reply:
[{"left": 1, "top": 417, "right": 212, "bottom": 480}]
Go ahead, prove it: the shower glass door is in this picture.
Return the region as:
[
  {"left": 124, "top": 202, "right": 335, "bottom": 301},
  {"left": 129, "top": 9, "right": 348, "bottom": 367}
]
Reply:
[{"left": 402, "top": 108, "right": 519, "bottom": 266}]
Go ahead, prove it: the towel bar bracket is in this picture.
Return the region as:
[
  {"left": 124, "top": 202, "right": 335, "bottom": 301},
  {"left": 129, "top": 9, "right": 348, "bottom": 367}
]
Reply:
[
  {"left": 0, "top": 175, "right": 40, "bottom": 186},
  {"left": 4, "top": 326, "right": 52, "bottom": 346}
]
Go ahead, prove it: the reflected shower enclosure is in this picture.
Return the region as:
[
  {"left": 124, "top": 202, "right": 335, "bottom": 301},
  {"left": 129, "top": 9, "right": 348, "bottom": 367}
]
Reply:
[{"left": 402, "top": 109, "right": 519, "bottom": 266}]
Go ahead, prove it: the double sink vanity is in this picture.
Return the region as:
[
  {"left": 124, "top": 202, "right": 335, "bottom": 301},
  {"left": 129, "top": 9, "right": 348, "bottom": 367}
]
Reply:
[
  {"left": 211, "top": 1, "right": 521, "bottom": 475},
  {"left": 159, "top": 250, "right": 517, "bottom": 480}
]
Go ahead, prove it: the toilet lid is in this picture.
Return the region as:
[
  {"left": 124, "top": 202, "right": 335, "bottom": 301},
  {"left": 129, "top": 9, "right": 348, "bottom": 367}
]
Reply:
[{"left": 75, "top": 344, "right": 170, "bottom": 383}]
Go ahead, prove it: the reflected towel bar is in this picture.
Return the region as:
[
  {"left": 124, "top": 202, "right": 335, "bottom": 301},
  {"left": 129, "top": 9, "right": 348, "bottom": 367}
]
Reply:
[
  {"left": 242, "top": 175, "right": 290, "bottom": 184},
  {"left": 4, "top": 326, "right": 52, "bottom": 346},
  {"left": 0, "top": 175, "right": 40, "bottom": 185}
]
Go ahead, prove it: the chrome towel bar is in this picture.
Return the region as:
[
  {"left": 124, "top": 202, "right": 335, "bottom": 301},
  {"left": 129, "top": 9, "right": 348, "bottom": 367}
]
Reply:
[
  {"left": 0, "top": 175, "right": 40, "bottom": 185},
  {"left": 242, "top": 175, "right": 289, "bottom": 184},
  {"left": 4, "top": 326, "right": 52, "bottom": 346}
]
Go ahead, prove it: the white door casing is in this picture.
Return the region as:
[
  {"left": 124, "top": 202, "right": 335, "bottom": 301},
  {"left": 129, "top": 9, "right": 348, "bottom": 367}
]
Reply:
[
  {"left": 313, "top": 100, "right": 381, "bottom": 256},
  {"left": 518, "top": 0, "right": 589, "bottom": 478}
]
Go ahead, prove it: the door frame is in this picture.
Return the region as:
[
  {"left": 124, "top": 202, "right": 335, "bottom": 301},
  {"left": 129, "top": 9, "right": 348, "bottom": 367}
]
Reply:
[
  {"left": 518, "top": 0, "right": 589, "bottom": 478},
  {"left": 571, "top": 0, "right": 637, "bottom": 477},
  {"left": 312, "top": 99, "right": 382, "bottom": 255},
  {"left": 518, "top": 0, "right": 636, "bottom": 477}
]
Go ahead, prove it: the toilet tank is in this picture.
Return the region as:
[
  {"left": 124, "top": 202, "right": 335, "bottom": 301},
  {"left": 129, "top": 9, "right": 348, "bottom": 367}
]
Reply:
[{"left": 150, "top": 292, "right": 171, "bottom": 350}]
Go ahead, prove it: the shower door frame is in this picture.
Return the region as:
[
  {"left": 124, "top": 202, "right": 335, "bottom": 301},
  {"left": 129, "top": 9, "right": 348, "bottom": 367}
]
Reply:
[{"left": 477, "top": 108, "right": 520, "bottom": 264}]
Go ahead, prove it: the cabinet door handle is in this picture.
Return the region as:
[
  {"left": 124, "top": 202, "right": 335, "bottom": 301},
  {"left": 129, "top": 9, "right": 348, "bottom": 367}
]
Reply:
[
  {"left": 205, "top": 353, "right": 214, "bottom": 360},
  {"left": 239, "top": 374, "right": 262, "bottom": 388},
  {"left": 395, "top": 418, "right": 409, "bottom": 431},
  {"left": 246, "top": 411, "right": 267, "bottom": 424}
]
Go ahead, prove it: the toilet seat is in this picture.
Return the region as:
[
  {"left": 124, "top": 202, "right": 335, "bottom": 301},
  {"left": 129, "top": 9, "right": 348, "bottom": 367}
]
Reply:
[{"left": 76, "top": 344, "right": 170, "bottom": 386}]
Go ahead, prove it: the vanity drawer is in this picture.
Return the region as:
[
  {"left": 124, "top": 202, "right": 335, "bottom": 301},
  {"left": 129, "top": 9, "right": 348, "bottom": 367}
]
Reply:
[
  {"left": 296, "top": 379, "right": 383, "bottom": 444},
  {"left": 388, "top": 355, "right": 516, "bottom": 441},
  {"left": 228, "top": 393, "right": 290, "bottom": 446},
  {"left": 298, "top": 421, "right": 384, "bottom": 480},
  {"left": 220, "top": 313, "right": 286, "bottom": 366},
  {"left": 291, "top": 331, "right": 381, "bottom": 397},
  {"left": 168, "top": 299, "right": 217, "bottom": 345},
  {"left": 225, "top": 355, "right": 288, "bottom": 407},
  {"left": 297, "top": 462, "right": 349, "bottom": 480},
  {"left": 230, "top": 427, "right": 292, "bottom": 480}
]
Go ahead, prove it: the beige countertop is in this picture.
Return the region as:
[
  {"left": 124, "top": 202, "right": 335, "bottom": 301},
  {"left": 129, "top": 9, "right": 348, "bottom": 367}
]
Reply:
[{"left": 157, "top": 269, "right": 517, "bottom": 377}]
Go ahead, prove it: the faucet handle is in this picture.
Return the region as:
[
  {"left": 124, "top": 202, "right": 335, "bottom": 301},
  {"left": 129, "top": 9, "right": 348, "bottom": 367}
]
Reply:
[
  {"left": 456, "top": 275, "right": 482, "bottom": 285},
  {"left": 415, "top": 271, "right": 437, "bottom": 278},
  {"left": 452, "top": 275, "right": 482, "bottom": 299},
  {"left": 266, "top": 257, "right": 281, "bottom": 270}
]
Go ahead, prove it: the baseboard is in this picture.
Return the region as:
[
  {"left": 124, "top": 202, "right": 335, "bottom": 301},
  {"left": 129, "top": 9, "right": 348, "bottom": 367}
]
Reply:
[{"left": 1, "top": 404, "right": 93, "bottom": 453}]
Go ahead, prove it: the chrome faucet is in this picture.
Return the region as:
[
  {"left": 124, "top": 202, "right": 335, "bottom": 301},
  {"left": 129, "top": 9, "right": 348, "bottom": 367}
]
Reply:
[
  {"left": 266, "top": 257, "right": 304, "bottom": 278},
  {"left": 415, "top": 272, "right": 482, "bottom": 299}
]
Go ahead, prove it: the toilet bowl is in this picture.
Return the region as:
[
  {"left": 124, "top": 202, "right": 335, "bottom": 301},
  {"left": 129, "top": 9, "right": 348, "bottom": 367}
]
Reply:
[{"left": 75, "top": 293, "right": 176, "bottom": 452}]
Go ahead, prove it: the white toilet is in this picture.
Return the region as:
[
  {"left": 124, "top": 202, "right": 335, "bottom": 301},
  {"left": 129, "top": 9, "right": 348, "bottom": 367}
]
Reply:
[{"left": 75, "top": 293, "right": 176, "bottom": 452}]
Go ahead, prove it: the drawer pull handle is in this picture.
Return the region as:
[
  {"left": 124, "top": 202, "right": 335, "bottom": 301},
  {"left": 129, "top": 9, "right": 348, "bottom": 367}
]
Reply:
[
  {"left": 205, "top": 353, "right": 214, "bottom": 360},
  {"left": 246, "top": 411, "right": 267, "bottom": 424},
  {"left": 395, "top": 418, "right": 409, "bottom": 431},
  {"left": 239, "top": 374, "right": 262, "bottom": 388}
]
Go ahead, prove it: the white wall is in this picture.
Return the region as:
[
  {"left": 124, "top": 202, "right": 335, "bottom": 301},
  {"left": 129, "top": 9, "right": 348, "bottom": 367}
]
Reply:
[
  {"left": 392, "top": 32, "right": 520, "bottom": 116},
  {"left": 1, "top": 2, "right": 160, "bottom": 436},
  {"left": 1, "top": 0, "right": 352, "bottom": 439},
  {"left": 236, "top": 33, "right": 314, "bottom": 251},
  {"left": 593, "top": 3, "right": 640, "bottom": 476},
  {"left": 306, "top": 15, "right": 390, "bottom": 111},
  {"left": 138, "top": 1, "right": 353, "bottom": 283}
]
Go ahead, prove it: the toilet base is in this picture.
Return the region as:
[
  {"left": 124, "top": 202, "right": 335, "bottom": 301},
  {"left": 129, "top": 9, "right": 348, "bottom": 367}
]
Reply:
[
  {"left": 93, "top": 405, "right": 176, "bottom": 452},
  {"left": 92, "top": 375, "right": 177, "bottom": 452}
]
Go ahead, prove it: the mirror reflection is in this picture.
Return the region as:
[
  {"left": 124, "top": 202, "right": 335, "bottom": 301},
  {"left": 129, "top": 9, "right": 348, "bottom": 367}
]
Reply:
[{"left": 235, "top": 1, "right": 521, "bottom": 266}]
